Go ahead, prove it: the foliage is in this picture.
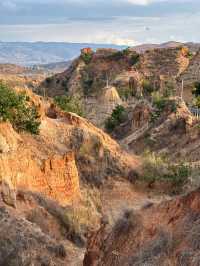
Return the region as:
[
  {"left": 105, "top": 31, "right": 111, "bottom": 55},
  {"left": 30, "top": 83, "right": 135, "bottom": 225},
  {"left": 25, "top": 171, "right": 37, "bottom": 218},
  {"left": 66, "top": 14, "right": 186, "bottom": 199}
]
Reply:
[
  {"left": 130, "top": 53, "right": 140, "bottom": 65},
  {"left": 142, "top": 79, "right": 154, "bottom": 95},
  {"left": 0, "top": 82, "right": 40, "bottom": 134},
  {"left": 54, "top": 95, "right": 84, "bottom": 116},
  {"left": 81, "top": 71, "right": 94, "bottom": 96},
  {"left": 181, "top": 46, "right": 193, "bottom": 59},
  {"left": 108, "top": 50, "right": 126, "bottom": 60},
  {"left": 81, "top": 52, "right": 93, "bottom": 64},
  {"left": 192, "top": 82, "right": 200, "bottom": 98},
  {"left": 163, "top": 81, "right": 176, "bottom": 98},
  {"left": 142, "top": 151, "right": 191, "bottom": 187},
  {"left": 193, "top": 96, "right": 200, "bottom": 108},
  {"left": 150, "top": 92, "right": 177, "bottom": 123},
  {"left": 117, "top": 86, "right": 134, "bottom": 100},
  {"left": 105, "top": 105, "right": 127, "bottom": 132},
  {"left": 46, "top": 76, "right": 53, "bottom": 85}
]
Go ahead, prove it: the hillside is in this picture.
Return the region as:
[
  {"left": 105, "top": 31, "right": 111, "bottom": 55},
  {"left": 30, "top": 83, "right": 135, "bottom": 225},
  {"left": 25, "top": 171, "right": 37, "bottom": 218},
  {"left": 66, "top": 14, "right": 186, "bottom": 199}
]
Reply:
[
  {"left": 41, "top": 45, "right": 193, "bottom": 128},
  {"left": 2, "top": 43, "right": 200, "bottom": 265},
  {"left": 84, "top": 187, "right": 200, "bottom": 266},
  {"left": 0, "top": 86, "right": 142, "bottom": 265},
  {"left": 0, "top": 41, "right": 198, "bottom": 66}
]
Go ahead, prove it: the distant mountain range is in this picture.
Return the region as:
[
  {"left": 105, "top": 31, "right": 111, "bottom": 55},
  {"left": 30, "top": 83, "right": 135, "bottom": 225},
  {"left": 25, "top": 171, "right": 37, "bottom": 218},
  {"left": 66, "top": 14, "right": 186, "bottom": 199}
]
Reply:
[
  {"left": 0, "top": 42, "right": 125, "bottom": 66},
  {"left": 132, "top": 41, "right": 200, "bottom": 53},
  {"left": 0, "top": 41, "right": 199, "bottom": 67}
]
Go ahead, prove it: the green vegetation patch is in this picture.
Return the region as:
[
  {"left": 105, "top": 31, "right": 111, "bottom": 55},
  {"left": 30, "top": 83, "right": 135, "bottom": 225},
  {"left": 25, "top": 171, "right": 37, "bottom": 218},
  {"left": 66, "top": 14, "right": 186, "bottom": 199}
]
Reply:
[
  {"left": 150, "top": 92, "right": 177, "bottom": 123},
  {"left": 142, "top": 151, "right": 191, "bottom": 189},
  {"left": 0, "top": 82, "right": 40, "bottom": 134},
  {"left": 54, "top": 95, "right": 84, "bottom": 116},
  {"left": 105, "top": 105, "right": 128, "bottom": 133},
  {"left": 81, "top": 52, "right": 93, "bottom": 64}
]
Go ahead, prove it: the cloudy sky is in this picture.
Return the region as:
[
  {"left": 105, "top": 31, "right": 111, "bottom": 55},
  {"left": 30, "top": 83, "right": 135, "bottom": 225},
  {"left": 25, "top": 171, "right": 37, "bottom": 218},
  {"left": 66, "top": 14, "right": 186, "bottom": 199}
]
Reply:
[{"left": 0, "top": 0, "right": 199, "bottom": 45}]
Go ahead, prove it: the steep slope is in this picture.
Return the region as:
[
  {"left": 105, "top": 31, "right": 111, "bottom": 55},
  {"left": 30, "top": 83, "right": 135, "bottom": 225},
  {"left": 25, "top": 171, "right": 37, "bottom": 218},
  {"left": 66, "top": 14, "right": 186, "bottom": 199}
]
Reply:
[
  {"left": 0, "top": 87, "right": 142, "bottom": 265},
  {"left": 0, "top": 90, "right": 140, "bottom": 205},
  {"left": 178, "top": 49, "right": 200, "bottom": 102},
  {"left": 128, "top": 99, "right": 200, "bottom": 163},
  {"left": 84, "top": 187, "right": 200, "bottom": 266}
]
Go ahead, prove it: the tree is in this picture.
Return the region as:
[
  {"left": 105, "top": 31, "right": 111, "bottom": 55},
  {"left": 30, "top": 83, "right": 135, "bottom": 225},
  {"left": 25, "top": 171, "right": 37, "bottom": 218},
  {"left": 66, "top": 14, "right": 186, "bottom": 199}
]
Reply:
[
  {"left": 105, "top": 105, "right": 127, "bottom": 132},
  {"left": 0, "top": 82, "right": 40, "bottom": 134}
]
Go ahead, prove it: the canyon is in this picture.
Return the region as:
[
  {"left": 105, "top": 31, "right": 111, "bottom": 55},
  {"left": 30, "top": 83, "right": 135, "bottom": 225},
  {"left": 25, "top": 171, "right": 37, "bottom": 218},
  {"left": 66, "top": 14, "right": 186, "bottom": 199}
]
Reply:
[{"left": 1, "top": 43, "right": 200, "bottom": 265}]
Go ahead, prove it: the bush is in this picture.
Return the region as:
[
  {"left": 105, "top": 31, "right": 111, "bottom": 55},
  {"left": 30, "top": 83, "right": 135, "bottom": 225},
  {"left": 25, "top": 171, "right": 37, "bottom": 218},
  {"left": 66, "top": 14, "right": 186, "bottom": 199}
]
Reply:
[
  {"left": 81, "top": 53, "right": 93, "bottom": 64},
  {"left": 105, "top": 105, "right": 127, "bottom": 132},
  {"left": 142, "top": 79, "right": 154, "bottom": 95},
  {"left": 142, "top": 151, "right": 190, "bottom": 187},
  {"left": 150, "top": 92, "right": 177, "bottom": 123},
  {"left": 192, "top": 82, "right": 200, "bottom": 98},
  {"left": 130, "top": 53, "right": 140, "bottom": 65},
  {"left": 54, "top": 95, "right": 84, "bottom": 116},
  {"left": 0, "top": 82, "right": 40, "bottom": 134}
]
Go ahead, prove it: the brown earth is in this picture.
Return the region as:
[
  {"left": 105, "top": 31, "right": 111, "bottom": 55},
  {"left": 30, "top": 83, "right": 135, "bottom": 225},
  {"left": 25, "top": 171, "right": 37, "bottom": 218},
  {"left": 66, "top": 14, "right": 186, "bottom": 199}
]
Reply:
[{"left": 84, "top": 187, "right": 200, "bottom": 266}]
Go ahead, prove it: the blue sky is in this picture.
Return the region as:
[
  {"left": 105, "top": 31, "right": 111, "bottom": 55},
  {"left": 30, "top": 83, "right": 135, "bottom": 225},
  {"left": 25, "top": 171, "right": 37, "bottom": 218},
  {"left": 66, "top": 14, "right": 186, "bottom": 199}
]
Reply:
[{"left": 0, "top": 0, "right": 199, "bottom": 44}]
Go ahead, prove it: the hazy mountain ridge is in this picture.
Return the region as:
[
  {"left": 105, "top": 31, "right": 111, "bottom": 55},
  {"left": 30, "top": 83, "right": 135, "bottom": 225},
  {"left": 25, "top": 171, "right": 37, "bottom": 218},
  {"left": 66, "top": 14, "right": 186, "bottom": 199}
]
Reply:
[{"left": 0, "top": 42, "right": 125, "bottom": 66}]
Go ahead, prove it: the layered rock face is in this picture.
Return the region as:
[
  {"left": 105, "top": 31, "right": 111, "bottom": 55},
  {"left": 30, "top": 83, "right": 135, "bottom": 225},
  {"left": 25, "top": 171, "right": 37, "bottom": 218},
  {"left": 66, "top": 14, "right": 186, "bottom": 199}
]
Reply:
[
  {"left": 129, "top": 99, "right": 199, "bottom": 161},
  {"left": 0, "top": 90, "right": 140, "bottom": 206},
  {"left": 0, "top": 125, "right": 80, "bottom": 206}
]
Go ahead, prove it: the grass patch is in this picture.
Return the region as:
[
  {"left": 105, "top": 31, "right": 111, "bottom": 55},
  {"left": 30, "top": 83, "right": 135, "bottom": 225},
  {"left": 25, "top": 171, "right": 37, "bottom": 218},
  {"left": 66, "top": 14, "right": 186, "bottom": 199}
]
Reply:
[
  {"left": 142, "top": 151, "right": 191, "bottom": 188},
  {"left": 54, "top": 95, "right": 84, "bottom": 117}
]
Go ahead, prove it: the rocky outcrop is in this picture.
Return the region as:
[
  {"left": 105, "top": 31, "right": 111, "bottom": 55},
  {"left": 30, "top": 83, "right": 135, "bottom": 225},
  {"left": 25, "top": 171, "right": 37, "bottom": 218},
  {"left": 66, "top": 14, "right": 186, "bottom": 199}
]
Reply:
[
  {"left": 177, "top": 49, "right": 200, "bottom": 101},
  {"left": 85, "top": 86, "right": 122, "bottom": 128},
  {"left": 111, "top": 101, "right": 152, "bottom": 140},
  {"left": 129, "top": 99, "right": 200, "bottom": 162},
  {"left": 0, "top": 151, "right": 80, "bottom": 206}
]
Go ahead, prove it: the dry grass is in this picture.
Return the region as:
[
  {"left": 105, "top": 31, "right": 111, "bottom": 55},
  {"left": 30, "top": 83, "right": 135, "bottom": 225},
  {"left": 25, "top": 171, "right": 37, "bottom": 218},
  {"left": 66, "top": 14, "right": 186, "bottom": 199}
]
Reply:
[
  {"left": 130, "top": 229, "right": 174, "bottom": 266},
  {"left": 113, "top": 209, "right": 141, "bottom": 235}
]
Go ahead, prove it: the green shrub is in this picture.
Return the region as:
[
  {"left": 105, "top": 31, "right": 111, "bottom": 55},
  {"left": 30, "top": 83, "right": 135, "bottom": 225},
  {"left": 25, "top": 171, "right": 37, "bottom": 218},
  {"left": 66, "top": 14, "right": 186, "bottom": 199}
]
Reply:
[
  {"left": 108, "top": 50, "right": 125, "bottom": 60},
  {"left": 142, "top": 79, "right": 154, "bottom": 95},
  {"left": 0, "top": 82, "right": 40, "bottom": 134},
  {"left": 142, "top": 151, "right": 190, "bottom": 187},
  {"left": 105, "top": 105, "right": 127, "bottom": 132},
  {"left": 150, "top": 92, "right": 177, "bottom": 123},
  {"left": 130, "top": 53, "right": 140, "bottom": 65},
  {"left": 193, "top": 96, "right": 200, "bottom": 108},
  {"left": 54, "top": 95, "right": 84, "bottom": 116},
  {"left": 81, "top": 53, "right": 93, "bottom": 64},
  {"left": 46, "top": 77, "right": 53, "bottom": 85},
  {"left": 192, "top": 82, "right": 200, "bottom": 97}
]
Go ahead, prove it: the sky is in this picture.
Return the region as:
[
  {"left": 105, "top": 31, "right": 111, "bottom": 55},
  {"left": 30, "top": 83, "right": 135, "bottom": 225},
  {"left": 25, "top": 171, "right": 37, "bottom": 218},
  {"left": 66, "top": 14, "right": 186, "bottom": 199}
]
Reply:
[{"left": 0, "top": 0, "right": 199, "bottom": 45}]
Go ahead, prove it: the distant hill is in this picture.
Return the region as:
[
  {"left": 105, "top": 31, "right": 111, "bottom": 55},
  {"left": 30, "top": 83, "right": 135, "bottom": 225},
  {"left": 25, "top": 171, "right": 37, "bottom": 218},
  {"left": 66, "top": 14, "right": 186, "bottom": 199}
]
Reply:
[
  {"left": 0, "top": 63, "right": 28, "bottom": 74},
  {"left": 0, "top": 41, "right": 199, "bottom": 67},
  {"left": 131, "top": 41, "right": 200, "bottom": 53},
  {"left": 31, "top": 61, "right": 72, "bottom": 74},
  {"left": 0, "top": 42, "right": 125, "bottom": 66}
]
